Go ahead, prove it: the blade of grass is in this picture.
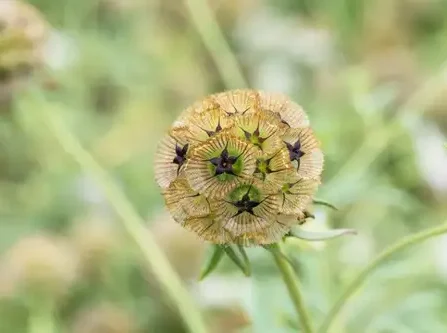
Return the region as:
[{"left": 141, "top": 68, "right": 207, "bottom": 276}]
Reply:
[
  {"left": 324, "top": 60, "right": 447, "bottom": 199},
  {"left": 237, "top": 244, "right": 251, "bottom": 276},
  {"left": 223, "top": 245, "right": 250, "bottom": 277},
  {"left": 184, "top": 0, "right": 248, "bottom": 89},
  {"left": 39, "top": 101, "right": 208, "bottom": 333},
  {"left": 319, "top": 219, "right": 447, "bottom": 333},
  {"left": 199, "top": 245, "right": 225, "bottom": 281}
]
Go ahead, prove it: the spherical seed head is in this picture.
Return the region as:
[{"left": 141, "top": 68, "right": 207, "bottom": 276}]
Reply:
[
  {"left": 71, "top": 303, "right": 135, "bottom": 333},
  {"left": 4, "top": 234, "right": 79, "bottom": 298},
  {"left": 155, "top": 89, "right": 324, "bottom": 246},
  {"left": 0, "top": 0, "right": 49, "bottom": 102}
]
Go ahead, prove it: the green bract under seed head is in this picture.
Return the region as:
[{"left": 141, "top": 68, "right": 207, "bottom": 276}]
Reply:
[{"left": 155, "top": 89, "right": 324, "bottom": 246}]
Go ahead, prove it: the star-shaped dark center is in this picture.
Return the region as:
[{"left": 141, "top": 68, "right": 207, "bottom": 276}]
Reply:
[
  {"left": 172, "top": 143, "right": 188, "bottom": 173},
  {"left": 285, "top": 140, "right": 305, "bottom": 162},
  {"left": 231, "top": 187, "right": 261, "bottom": 216},
  {"left": 199, "top": 118, "right": 223, "bottom": 137},
  {"left": 255, "top": 150, "right": 288, "bottom": 180},
  {"left": 209, "top": 146, "right": 239, "bottom": 176},
  {"left": 240, "top": 121, "right": 274, "bottom": 148},
  {"left": 242, "top": 126, "right": 267, "bottom": 148}
]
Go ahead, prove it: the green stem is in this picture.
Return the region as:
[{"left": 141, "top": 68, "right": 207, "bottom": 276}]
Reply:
[
  {"left": 223, "top": 245, "right": 250, "bottom": 276},
  {"left": 237, "top": 245, "right": 251, "bottom": 276},
  {"left": 184, "top": 0, "right": 248, "bottom": 89},
  {"left": 28, "top": 299, "right": 55, "bottom": 333},
  {"left": 269, "top": 243, "right": 314, "bottom": 333},
  {"left": 40, "top": 105, "right": 208, "bottom": 333},
  {"left": 319, "top": 220, "right": 447, "bottom": 333}
]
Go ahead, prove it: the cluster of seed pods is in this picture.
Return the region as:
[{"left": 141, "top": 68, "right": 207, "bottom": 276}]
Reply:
[{"left": 155, "top": 90, "right": 324, "bottom": 246}]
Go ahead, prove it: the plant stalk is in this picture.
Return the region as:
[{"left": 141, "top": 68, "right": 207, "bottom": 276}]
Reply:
[
  {"left": 40, "top": 104, "right": 208, "bottom": 333},
  {"left": 269, "top": 243, "right": 314, "bottom": 333},
  {"left": 184, "top": 0, "right": 248, "bottom": 89},
  {"left": 28, "top": 299, "right": 55, "bottom": 333},
  {"left": 319, "top": 219, "right": 447, "bottom": 333}
]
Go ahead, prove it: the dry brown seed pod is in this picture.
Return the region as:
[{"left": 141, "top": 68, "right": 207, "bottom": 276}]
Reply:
[
  {"left": 185, "top": 132, "right": 258, "bottom": 199},
  {"left": 163, "top": 177, "right": 211, "bottom": 224},
  {"left": 154, "top": 125, "right": 192, "bottom": 189},
  {"left": 211, "top": 180, "right": 279, "bottom": 237},
  {"left": 254, "top": 147, "right": 296, "bottom": 194},
  {"left": 232, "top": 214, "right": 299, "bottom": 246},
  {"left": 183, "top": 107, "right": 234, "bottom": 142},
  {"left": 0, "top": 1, "right": 49, "bottom": 104},
  {"left": 258, "top": 91, "right": 310, "bottom": 128},
  {"left": 183, "top": 215, "right": 233, "bottom": 245},
  {"left": 282, "top": 127, "right": 324, "bottom": 179},
  {"left": 155, "top": 89, "right": 324, "bottom": 246},
  {"left": 232, "top": 111, "right": 285, "bottom": 154},
  {"left": 278, "top": 177, "right": 321, "bottom": 216},
  {"left": 211, "top": 89, "right": 260, "bottom": 115}
]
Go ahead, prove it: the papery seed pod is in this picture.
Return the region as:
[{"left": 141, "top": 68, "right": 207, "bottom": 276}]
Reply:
[
  {"left": 282, "top": 127, "right": 324, "bottom": 179},
  {"left": 278, "top": 177, "right": 321, "bottom": 216},
  {"left": 2, "top": 234, "right": 79, "bottom": 298},
  {"left": 211, "top": 89, "right": 260, "bottom": 115},
  {"left": 155, "top": 125, "right": 192, "bottom": 189},
  {"left": 163, "top": 177, "right": 211, "bottom": 223},
  {"left": 232, "top": 111, "right": 285, "bottom": 154},
  {"left": 155, "top": 90, "right": 324, "bottom": 246},
  {"left": 258, "top": 91, "right": 310, "bottom": 128},
  {"left": 185, "top": 132, "right": 259, "bottom": 199},
  {"left": 0, "top": 0, "right": 49, "bottom": 104},
  {"left": 71, "top": 303, "right": 136, "bottom": 333},
  {"left": 254, "top": 147, "right": 295, "bottom": 194},
  {"left": 212, "top": 180, "right": 279, "bottom": 237}
]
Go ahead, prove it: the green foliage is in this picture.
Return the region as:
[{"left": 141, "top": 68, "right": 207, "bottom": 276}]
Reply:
[{"left": 1, "top": 0, "right": 447, "bottom": 332}]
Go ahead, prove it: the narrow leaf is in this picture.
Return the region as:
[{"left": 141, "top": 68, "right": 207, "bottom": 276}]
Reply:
[
  {"left": 199, "top": 245, "right": 225, "bottom": 281},
  {"left": 223, "top": 245, "right": 250, "bottom": 277},
  {"left": 312, "top": 199, "right": 338, "bottom": 210},
  {"left": 291, "top": 228, "right": 357, "bottom": 241},
  {"left": 237, "top": 245, "right": 251, "bottom": 276},
  {"left": 262, "top": 244, "right": 297, "bottom": 271},
  {"left": 304, "top": 211, "right": 315, "bottom": 219}
]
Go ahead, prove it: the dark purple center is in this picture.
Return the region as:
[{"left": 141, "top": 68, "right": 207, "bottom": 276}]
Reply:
[
  {"left": 231, "top": 187, "right": 260, "bottom": 216},
  {"left": 172, "top": 143, "right": 189, "bottom": 173},
  {"left": 285, "top": 140, "right": 305, "bottom": 162},
  {"left": 209, "top": 147, "right": 239, "bottom": 176}
]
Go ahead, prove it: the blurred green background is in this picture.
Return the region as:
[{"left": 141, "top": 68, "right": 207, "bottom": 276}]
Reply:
[{"left": 1, "top": 0, "right": 447, "bottom": 332}]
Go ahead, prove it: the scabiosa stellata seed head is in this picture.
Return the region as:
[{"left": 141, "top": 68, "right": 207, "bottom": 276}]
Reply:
[
  {"left": 155, "top": 90, "right": 324, "bottom": 246},
  {"left": 0, "top": 0, "right": 49, "bottom": 104}
]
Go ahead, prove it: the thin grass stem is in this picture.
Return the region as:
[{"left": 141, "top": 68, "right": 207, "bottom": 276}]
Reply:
[
  {"left": 40, "top": 104, "right": 208, "bottom": 333},
  {"left": 319, "top": 219, "right": 447, "bottom": 333}
]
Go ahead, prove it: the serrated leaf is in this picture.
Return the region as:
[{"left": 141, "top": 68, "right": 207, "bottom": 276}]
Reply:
[
  {"left": 291, "top": 228, "right": 357, "bottom": 241},
  {"left": 223, "top": 245, "right": 251, "bottom": 277},
  {"left": 199, "top": 245, "right": 225, "bottom": 281}
]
